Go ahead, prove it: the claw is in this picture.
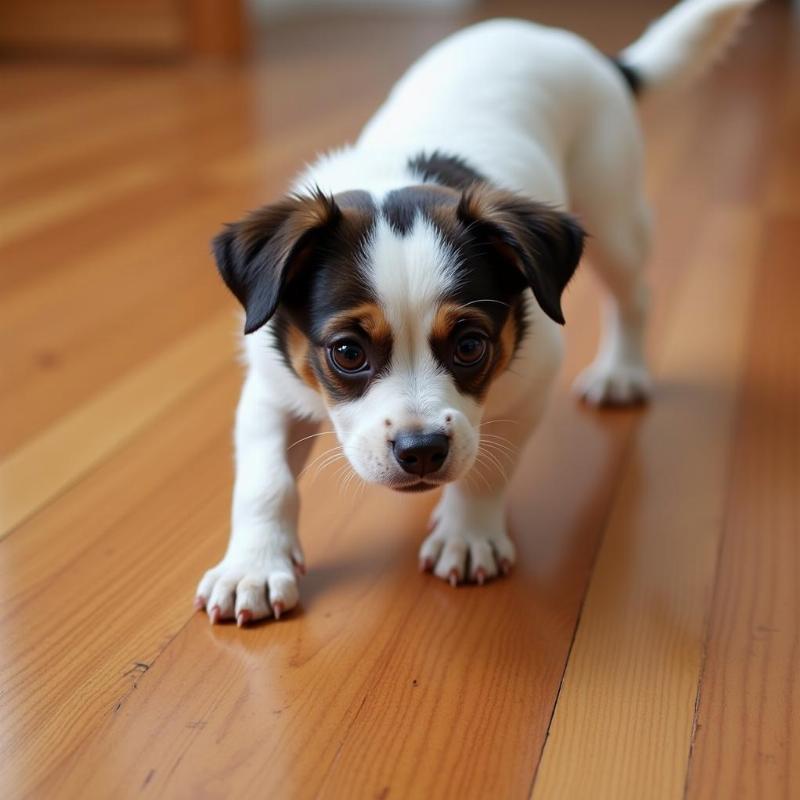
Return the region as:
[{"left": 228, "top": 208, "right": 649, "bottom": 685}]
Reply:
[
  {"left": 194, "top": 596, "right": 206, "bottom": 611},
  {"left": 209, "top": 605, "right": 221, "bottom": 625},
  {"left": 420, "top": 557, "right": 434, "bottom": 573},
  {"left": 293, "top": 561, "right": 307, "bottom": 577},
  {"left": 448, "top": 569, "right": 459, "bottom": 588},
  {"left": 236, "top": 610, "right": 252, "bottom": 628},
  {"left": 273, "top": 601, "right": 285, "bottom": 620},
  {"left": 474, "top": 567, "right": 486, "bottom": 586},
  {"left": 499, "top": 559, "right": 512, "bottom": 576}
]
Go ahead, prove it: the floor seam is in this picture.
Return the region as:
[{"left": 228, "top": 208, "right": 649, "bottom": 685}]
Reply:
[{"left": 526, "top": 420, "right": 643, "bottom": 798}]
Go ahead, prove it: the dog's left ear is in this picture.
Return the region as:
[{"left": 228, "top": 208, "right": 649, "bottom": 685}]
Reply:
[
  {"left": 213, "top": 190, "right": 341, "bottom": 334},
  {"left": 458, "top": 187, "right": 585, "bottom": 324}
]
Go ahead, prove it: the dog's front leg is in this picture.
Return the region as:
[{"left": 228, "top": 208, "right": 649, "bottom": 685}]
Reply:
[
  {"left": 196, "top": 374, "right": 317, "bottom": 625},
  {"left": 419, "top": 415, "right": 535, "bottom": 586},
  {"left": 420, "top": 478, "right": 516, "bottom": 586}
]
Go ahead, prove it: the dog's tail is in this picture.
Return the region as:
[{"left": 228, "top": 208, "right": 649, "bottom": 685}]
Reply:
[{"left": 615, "top": 0, "right": 761, "bottom": 96}]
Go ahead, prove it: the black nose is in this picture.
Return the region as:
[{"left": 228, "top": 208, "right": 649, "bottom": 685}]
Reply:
[{"left": 393, "top": 432, "right": 449, "bottom": 477}]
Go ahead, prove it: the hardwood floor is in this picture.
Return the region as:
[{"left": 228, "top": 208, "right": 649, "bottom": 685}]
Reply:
[{"left": 1, "top": 2, "right": 797, "bottom": 797}]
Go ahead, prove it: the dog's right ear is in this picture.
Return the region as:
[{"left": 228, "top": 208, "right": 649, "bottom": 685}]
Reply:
[{"left": 213, "top": 190, "right": 341, "bottom": 334}]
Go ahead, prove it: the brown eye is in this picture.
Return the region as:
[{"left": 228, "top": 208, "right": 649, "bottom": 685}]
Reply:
[
  {"left": 453, "top": 333, "right": 488, "bottom": 367},
  {"left": 330, "top": 340, "right": 368, "bottom": 373}
]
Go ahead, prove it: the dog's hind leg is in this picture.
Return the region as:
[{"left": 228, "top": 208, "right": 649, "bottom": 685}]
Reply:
[{"left": 568, "top": 107, "right": 653, "bottom": 406}]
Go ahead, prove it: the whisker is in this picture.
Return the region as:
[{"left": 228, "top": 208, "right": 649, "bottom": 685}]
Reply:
[
  {"left": 480, "top": 432, "right": 518, "bottom": 447},
  {"left": 478, "top": 446, "right": 508, "bottom": 481},
  {"left": 346, "top": 470, "right": 363, "bottom": 496},
  {"left": 480, "top": 443, "right": 517, "bottom": 459},
  {"left": 299, "top": 445, "right": 343, "bottom": 481},
  {"left": 287, "top": 430, "right": 337, "bottom": 451},
  {"left": 310, "top": 454, "right": 346, "bottom": 487},
  {"left": 480, "top": 444, "right": 516, "bottom": 464},
  {"left": 455, "top": 298, "right": 511, "bottom": 311},
  {"left": 469, "top": 455, "right": 492, "bottom": 491},
  {"left": 479, "top": 437, "right": 518, "bottom": 457},
  {"left": 299, "top": 444, "right": 340, "bottom": 473},
  {"left": 316, "top": 451, "right": 346, "bottom": 472},
  {"left": 336, "top": 469, "right": 352, "bottom": 495},
  {"left": 333, "top": 461, "right": 350, "bottom": 486}
]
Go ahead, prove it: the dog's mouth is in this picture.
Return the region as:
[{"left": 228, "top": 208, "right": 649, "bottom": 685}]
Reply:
[{"left": 393, "top": 480, "right": 440, "bottom": 493}]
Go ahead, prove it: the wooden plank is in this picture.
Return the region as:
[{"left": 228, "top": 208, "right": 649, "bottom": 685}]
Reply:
[
  {"left": 531, "top": 208, "right": 761, "bottom": 800},
  {"left": 0, "top": 366, "right": 241, "bottom": 797},
  {"left": 684, "top": 214, "right": 800, "bottom": 799},
  {"left": 0, "top": 188, "right": 236, "bottom": 457},
  {"left": 0, "top": 313, "right": 236, "bottom": 537},
  {"left": 0, "top": 161, "right": 164, "bottom": 248}
]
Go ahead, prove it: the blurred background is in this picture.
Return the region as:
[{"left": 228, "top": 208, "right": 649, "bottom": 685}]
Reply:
[{"left": 0, "top": 0, "right": 696, "bottom": 60}]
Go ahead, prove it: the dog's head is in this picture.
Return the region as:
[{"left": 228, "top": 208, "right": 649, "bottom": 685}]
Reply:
[{"left": 213, "top": 181, "right": 583, "bottom": 491}]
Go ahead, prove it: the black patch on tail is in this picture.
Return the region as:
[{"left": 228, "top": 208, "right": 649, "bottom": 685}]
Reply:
[{"left": 610, "top": 57, "right": 643, "bottom": 96}]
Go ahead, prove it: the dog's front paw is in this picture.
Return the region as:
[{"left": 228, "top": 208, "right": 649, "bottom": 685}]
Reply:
[
  {"left": 573, "top": 359, "right": 651, "bottom": 407},
  {"left": 419, "top": 518, "right": 516, "bottom": 587},
  {"left": 195, "top": 550, "right": 302, "bottom": 626}
]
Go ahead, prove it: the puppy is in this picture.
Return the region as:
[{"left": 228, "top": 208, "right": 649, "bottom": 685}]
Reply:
[{"left": 196, "top": 0, "right": 759, "bottom": 625}]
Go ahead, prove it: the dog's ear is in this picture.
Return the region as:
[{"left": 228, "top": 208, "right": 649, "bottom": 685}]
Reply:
[
  {"left": 457, "top": 186, "right": 585, "bottom": 324},
  {"left": 213, "top": 190, "right": 341, "bottom": 334}
]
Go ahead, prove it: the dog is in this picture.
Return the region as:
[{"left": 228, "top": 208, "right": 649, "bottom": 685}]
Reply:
[{"left": 195, "top": 0, "right": 759, "bottom": 625}]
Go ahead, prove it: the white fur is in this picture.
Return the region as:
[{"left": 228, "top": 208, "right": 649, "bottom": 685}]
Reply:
[
  {"left": 621, "top": 0, "right": 761, "bottom": 93},
  {"left": 198, "top": 0, "right": 759, "bottom": 620}
]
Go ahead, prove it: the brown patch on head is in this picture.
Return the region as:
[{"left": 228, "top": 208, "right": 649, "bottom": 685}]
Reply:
[
  {"left": 284, "top": 323, "right": 318, "bottom": 391},
  {"left": 428, "top": 298, "right": 519, "bottom": 402},
  {"left": 430, "top": 302, "right": 494, "bottom": 343},
  {"left": 321, "top": 302, "right": 392, "bottom": 348},
  {"left": 234, "top": 191, "right": 335, "bottom": 258},
  {"left": 304, "top": 299, "right": 394, "bottom": 405},
  {"left": 493, "top": 304, "right": 520, "bottom": 379}
]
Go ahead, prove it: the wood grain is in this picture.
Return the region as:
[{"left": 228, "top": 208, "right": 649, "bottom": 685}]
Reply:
[
  {"left": 684, "top": 214, "right": 800, "bottom": 800},
  {"left": 0, "top": 368, "right": 241, "bottom": 793},
  {"left": 0, "top": 2, "right": 796, "bottom": 799},
  {"left": 532, "top": 208, "right": 760, "bottom": 800},
  {"left": 0, "top": 313, "right": 236, "bottom": 536}
]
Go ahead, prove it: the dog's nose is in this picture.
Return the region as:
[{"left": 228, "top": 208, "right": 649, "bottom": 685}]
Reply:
[{"left": 393, "top": 432, "right": 449, "bottom": 477}]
